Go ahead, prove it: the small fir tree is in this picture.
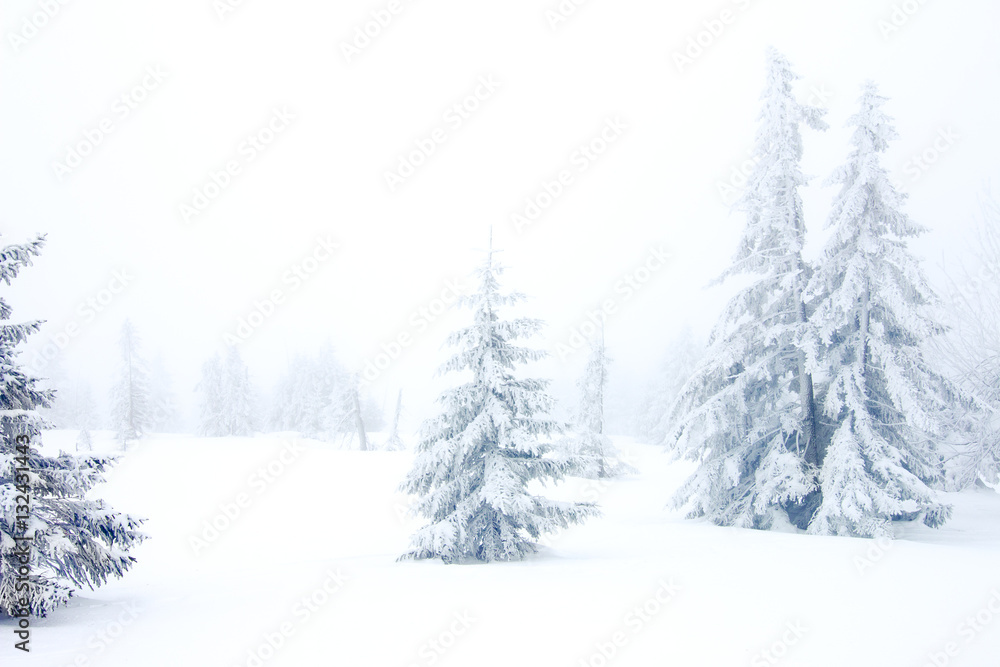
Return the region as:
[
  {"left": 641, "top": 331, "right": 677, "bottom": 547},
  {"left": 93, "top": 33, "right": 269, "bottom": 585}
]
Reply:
[{"left": 399, "top": 246, "right": 598, "bottom": 562}]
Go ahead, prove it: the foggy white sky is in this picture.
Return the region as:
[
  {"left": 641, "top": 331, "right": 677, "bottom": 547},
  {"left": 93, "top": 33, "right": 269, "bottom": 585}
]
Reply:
[{"left": 2, "top": 0, "right": 997, "bottom": 430}]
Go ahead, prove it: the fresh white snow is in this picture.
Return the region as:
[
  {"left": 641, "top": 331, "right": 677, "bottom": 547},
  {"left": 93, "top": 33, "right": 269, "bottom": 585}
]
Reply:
[{"left": 6, "top": 429, "right": 1000, "bottom": 667}]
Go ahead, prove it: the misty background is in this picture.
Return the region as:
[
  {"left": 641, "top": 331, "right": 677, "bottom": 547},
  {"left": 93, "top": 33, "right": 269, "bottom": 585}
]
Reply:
[{"left": 1, "top": 0, "right": 996, "bottom": 433}]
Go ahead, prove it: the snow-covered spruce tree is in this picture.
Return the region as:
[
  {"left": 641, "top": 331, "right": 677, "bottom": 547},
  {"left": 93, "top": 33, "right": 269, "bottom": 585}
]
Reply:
[
  {"left": 75, "top": 429, "right": 92, "bottom": 452},
  {"left": 148, "top": 354, "right": 179, "bottom": 433},
  {"left": 35, "top": 355, "right": 69, "bottom": 427},
  {"left": 399, "top": 249, "right": 598, "bottom": 562},
  {"left": 344, "top": 374, "right": 370, "bottom": 451},
  {"left": 668, "top": 49, "right": 827, "bottom": 529},
  {"left": 269, "top": 354, "right": 310, "bottom": 433},
  {"left": 196, "top": 353, "right": 224, "bottom": 436},
  {"left": 570, "top": 332, "right": 636, "bottom": 478},
  {"left": 221, "top": 346, "right": 255, "bottom": 436},
  {"left": 197, "top": 348, "right": 256, "bottom": 436},
  {"left": 637, "top": 329, "right": 702, "bottom": 446},
  {"left": 68, "top": 383, "right": 99, "bottom": 432},
  {"left": 269, "top": 345, "right": 354, "bottom": 440},
  {"left": 0, "top": 235, "right": 145, "bottom": 618},
  {"left": 43, "top": 378, "right": 99, "bottom": 432},
  {"left": 109, "top": 319, "right": 152, "bottom": 447},
  {"left": 298, "top": 343, "right": 346, "bottom": 440},
  {"left": 383, "top": 389, "right": 405, "bottom": 451},
  {"left": 358, "top": 389, "right": 386, "bottom": 433},
  {"left": 935, "top": 193, "right": 1000, "bottom": 491},
  {"left": 804, "top": 82, "right": 953, "bottom": 537}
]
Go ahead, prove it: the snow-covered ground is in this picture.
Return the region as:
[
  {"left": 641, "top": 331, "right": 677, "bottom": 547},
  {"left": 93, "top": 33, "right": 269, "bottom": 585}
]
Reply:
[{"left": 5, "top": 430, "right": 1000, "bottom": 666}]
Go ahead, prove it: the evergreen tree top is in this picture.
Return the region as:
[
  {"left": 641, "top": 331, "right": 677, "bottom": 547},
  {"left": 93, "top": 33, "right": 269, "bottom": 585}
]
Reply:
[
  {"left": 439, "top": 250, "right": 547, "bottom": 385},
  {"left": 725, "top": 49, "right": 827, "bottom": 281},
  {"left": 400, "top": 244, "right": 596, "bottom": 562},
  {"left": 824, "top": 81, "right": 926, "bottom": 241},
  {"left": 0, "top": 233, "right": 46, "bottom": 287},
  {"left": 0, "top": 234, "right": 51, "bottom": 416}
]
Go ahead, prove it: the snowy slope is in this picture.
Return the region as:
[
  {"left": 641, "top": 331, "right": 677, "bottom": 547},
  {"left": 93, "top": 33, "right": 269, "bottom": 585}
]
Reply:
[{"left": 4, "top": 431, "right": 1000, "bottom": 667}]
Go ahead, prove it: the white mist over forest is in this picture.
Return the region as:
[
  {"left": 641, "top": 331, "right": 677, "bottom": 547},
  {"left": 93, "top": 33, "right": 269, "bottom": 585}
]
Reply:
[
  {"left": 2, "top": 0, "right": 997, "bottom": 433},
  {"left": 3, "top": 1, "right": 1000, "bottom": 665}
]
